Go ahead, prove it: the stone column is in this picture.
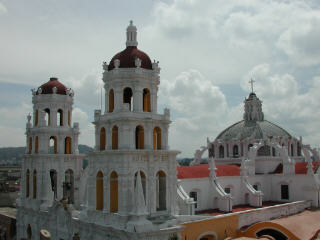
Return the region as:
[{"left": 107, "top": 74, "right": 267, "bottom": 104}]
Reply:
[
  {"left": 145, "top": 122, "right": 152, "bottom": 149},
  {"left": 106, "top": 124, "right": 112, "bottom": 150},
  {"left": 133, "top": 86, "right": 143, "bottom": 112},
  {"left": 103, "top": 176, "right": 109, "bottom": 212},
  {"left": 114, "top": 88, "right": 122, "bottom": 112},
  {"left": 151, "top": 87, "right": 158, "bottom": 113},
  {"left": 224, "top": 143, "right": 227, "bottom": 158},
  {"left": 104, "top": 86, "right": 109, "bottom": 114},
  {"left": 94, "top": 126, "right": 99, "bottom": 151}
]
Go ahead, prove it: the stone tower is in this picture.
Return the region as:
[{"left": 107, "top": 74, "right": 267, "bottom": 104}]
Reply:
[
  {"left": 83, "top": 21, "right": 181, "bottom": 238},
  {"left": 18, "top": 77, "right": 84, "bottom": 238}
]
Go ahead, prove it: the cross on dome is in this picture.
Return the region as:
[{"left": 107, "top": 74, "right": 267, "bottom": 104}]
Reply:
[{"left": 249, "top": 78, "right": 255, "bottom": 93}]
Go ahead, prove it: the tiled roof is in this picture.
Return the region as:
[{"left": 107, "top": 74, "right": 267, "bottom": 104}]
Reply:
[{"left": 177, "top": 164, "right": 241, "bottom": 179}]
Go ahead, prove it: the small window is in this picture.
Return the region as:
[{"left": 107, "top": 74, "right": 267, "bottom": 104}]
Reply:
[
  {"left": 281, "top": 184, "right": 289, "bottom": 200},
  {"left": 190, "top": 191, "right": 198, "bottom": 209},
  {"left": 253, "top": 185, "right": 258, "bottom": 191},
  {"left": 224, "top": 187, "right": 231, "bottom": 194}
]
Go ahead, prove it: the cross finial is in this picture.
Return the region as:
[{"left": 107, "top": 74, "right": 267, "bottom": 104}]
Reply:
[{"left": 249, "top": 78, "right": 255, "bottom": 93}]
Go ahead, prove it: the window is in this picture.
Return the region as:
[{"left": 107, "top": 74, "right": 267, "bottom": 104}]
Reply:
[
  {"left": 109, "top": 89, "right": 114, "bottom": 112},
  {"left": 153, "top": 127, "right": 161, "bottom": 150},
  {"left": 233, "top": 145, "right": 239, "bottom": 157},
  {"left": 33, "top": 170, "right": 37, "bottom": 199},
  {"left": 143, "top": 88, "right": 151, "bottom": 112},
  {"left": 112, "top": 125, "right": 118, "bottom": 149},
  {"left": 28, "top": 137, "right": 32, "bottom": 154},
  {"left": 68, "top": 110, "right": 71, "bottom": 126},
  {"left": 50, "top": 169, "right": 57, "bottom": 199},
  {"left": 65, "top": 137, "right": 72, "bottom": 154},
  {"left": 64, "top": 169, "right": 74, "bottom": 204},
  {"left": 35, "top": 136, "right": 39, "bottom": 154},
  {"left": 224, "top": 187, "right": 231, "bottom": 194},
  {"left": 134, "top": 171, "right": 146, "bottom": 202},
  {"left": 123, "top": 87, "right": 133, "bottom": 111},
  {"left": 45, "top": 108, "right": 50, "bottom": 126},
  {"left": 100, "top": 127, "right": 106, "bottom": 151},
  {"left": 257, "top": 145, "right": 271, "bottom": 156},
  {"left": 281, "top": 184, "right": 289, "bottom": 200},
  {"left": 26, "top": 169, "right": 30, "bottom": 198},
  {"left": 219, "top": 145, "right": 224, "bottom": 158},
  {"left": 35, "top": 110, "right": 38, "bottom": 126},
  {"left": 96, "top": 171, "right": 104, "bottom": 210},
  {"left": 57, "top": 109, "right": 63, "bottom": 126},
  {"left": 156, "top": 171, "right": 166, "bottom": 211},
  {"left": 253, "top": 185, "right": 258, "bottom": 191},
  {"left": 50, "top": 136, "right": 58, "bottom": 154},
  {"left": 110, "top": 171, "right": 118, "bottom": 212},
  {"left": 190, "top": 191, "right": 198, "bottom": 209},
  {"left": 135, "top": 125, "right": 144, "bottom": 149}
]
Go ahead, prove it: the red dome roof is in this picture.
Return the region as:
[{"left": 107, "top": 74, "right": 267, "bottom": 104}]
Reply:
[
  {"left": 108, "top": 46, "right": 152, "bottom": 71},
  {"left": 38, "top": 77, "right": 67, "bottom": 95}
]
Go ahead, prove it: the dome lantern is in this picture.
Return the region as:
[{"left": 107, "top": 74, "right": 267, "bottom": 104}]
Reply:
[{"left": 126, "top": 20, "right": 138, "bottom": 47}]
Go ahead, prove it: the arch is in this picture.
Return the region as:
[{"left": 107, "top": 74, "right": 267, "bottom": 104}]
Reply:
[
  {"left": 100, "top": 127, "right": 106, "bottom": 151},
  {"left": 156, "top": 170, "right": 166, "bottom": 211},
  {"left": 257, "top": 145, "right": 271, "bottom": 156},
  {"left": 65, "top": 137, "right": 72, "bottom": 154},
  {"left": 135, "top": 125, "right": 144, "bottom": 149},
  {"left": 50, "top": 136, "right": 58, "bottom": 154},
  {"left": 110, "top": 171, "right": 118, "bottom": 212},
  {"left": 197, "top": 231, "right": 218, "bottom": 240},
  {"left": 64, "top": 169, "right": 74, "bottom": 203},
  {"left": 256, "top": 229, "right": 288, "bottom": 240},
  {"left": 26, "top": 169, "right": 30, "bottom": 198},
  {"left": 153, "top": 127, "right": 162, "bottom": 150},
  {"left": 33, "top": 170, "right": 37, "bottom": 199},
  {"left": 297, "top": 142, "right": 301, "bottom": 156},
  {"left": 134, "top": 171, "right": 146, "bottom": 201},
  {"left": 219, "top": 145, "right": 224, "bottom": 158},
  {"left": 123, "top": 87, "right": 133, "bottom": 111},
  {"left": 35, "top": 109, "right": 38, "bottom": 126},
  {"left": 57, "top": 109, "right": 63, "bottom": 126},
  {"left": 28, "top": 137, "right": 32, "bottom": 154},
  {"left": 68, "top": 110, "right": 71, "bottom": 126},
  {"left": 112, "top": 125, "right": 118, "bottom": 149},
  {"left": 45, "top": 108, "right": 50, "bottom": 126},
  {"left": 35, "top": 136, "right": 39, "bottom": 154},
  {"left": 27, "top": 224, "right": 32, "bottom": 240},
  {"left": 233, "top": 145, "right": 239, "bottom": 157},
  {"left": 96, "top": 171, "right": 104, "bottom": 210},
  {"left": 143, "top": 88, "right": 151, "bottom": 112},
  {"left": 109, "top": 89, "right": 114, "bottom": 112},
  {"left": 50, "top": 169, "right": 58, "bottom": 199}
]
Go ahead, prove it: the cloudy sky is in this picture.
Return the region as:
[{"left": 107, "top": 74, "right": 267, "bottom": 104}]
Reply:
[{"left": 1, "top": 0, "right": 320, "bottom": 157}]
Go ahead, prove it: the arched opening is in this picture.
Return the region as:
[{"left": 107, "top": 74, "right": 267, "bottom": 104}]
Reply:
[
  {"left": 35, "top": 136, "right": 39, "bottom": 154},
  {"left": 35, "top": 110, "right": 38, "bottom": 126},
  {"left": 134, "top": 171, "right": 146, "bottom": 202},
  {"left": 143, "top": 88, "right": 151, "bottom": 112},
  {"left": 33, "top": 170, "right": 37, "bottom": 199},
  {"left": 224, "top": 186, "right": 233, "bottom": 195},
  {"left": 110, "top": 171, "right": 118, "bottom": 212},
  {"left": 27, "top": 224, "right": 32, "bottom": 240},
  {"left": 112, "top": 125, "right": 118, "bottom": 150},
  {"left": 100, "top": 127, "right": 106, "bottom": 151},
  {"left": 257, "top": 145, "right": 271, "bottom": 156},
  {"left": 57, "top": 109, "right": 63, "bottom": 126},
  {"left": 190, "top": 191, "right": 198, "bottom": 209},
  {"left": 135, "top": 125, "right": 144, "bottom": 149},
  {"left": 123, "top": 87, "right": 133, "bottom": 111},
  {"left": 26, "top": 169, "right": 30, "bottom": 198},
  {"left": 50, "top": 136, "right": 57, "bottom": 154},
  {"left": 297, "top": 142, "right": 301, "bottom": 156},
  {"left": 28, "top": 137, "right": 32, "bottom": 154},
  {"left": 219, "top": 145, "right": 224, "bottom": 158},
  {"left": 68, "top": 110, "right": 71, "bottom": 126},
  {"left": 50, "top": 169, "right": 58, "bottom": 199},
  {"left": 96, "top": 171, "right": 104, "bottom": 210},
  {"left": 256, "top": 229, "right": 288, "bottom": 240},
  {"left": 65, "top": 137, "right": 72, "bottom": 154},
  {"left": 109, "top": 89, "right": 114, "bottom": 112},
  {"left": 281, "top": 184, "right": 289, "bottom": 200},
  {"left": 153, "top": 127, "right": 162, "bottom": 150},
  {"left": 248, "top": 143, "right": 253, "bottom": 151},
  {"left": 233, "top": 145, "right": 239, "bottom": 157},
  {"left": 156, "top": 171, "right": 166, "bottom": 211},
  {"left": 45, "top": 108, "right": 50, "bottom": 126},
  {"left": 199, "top": 235, "right": 216, "bottom": 240},
  {"left": 64, "top": 169, "right": 74, "bottom": 204},
  {"left": 291, "top": 144, "right": 294, "bottom": 157}
]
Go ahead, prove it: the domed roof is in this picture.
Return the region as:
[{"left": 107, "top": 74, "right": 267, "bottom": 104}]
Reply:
[
  {"left": 215, "top": 120, "right": 292, "bottom": 141},
  {"left": 37, "top": 77, "right": 67, "bottom": 95},
  {"left": 108, "top": 46, "right": 152, "bottom": 71}
]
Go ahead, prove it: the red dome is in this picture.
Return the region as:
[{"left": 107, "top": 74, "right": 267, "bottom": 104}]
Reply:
[
  {"left": 108, "top": 46, "right": 152, "bottom": 71},
  {"left": 38, "top": 77, "right": 67, "bottom": 95}
]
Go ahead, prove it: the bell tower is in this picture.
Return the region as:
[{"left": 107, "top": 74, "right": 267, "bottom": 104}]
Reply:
[
  {"left": 19, "top": 77, "right": 84, "bottom": 212},
  {"left": 84, "top": 21, "right": 181, "bottom": 237}
]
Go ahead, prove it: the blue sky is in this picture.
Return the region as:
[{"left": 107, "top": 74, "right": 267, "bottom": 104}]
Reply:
[{"left": 1, "top": 0, "right": 320, "bottom": 157}]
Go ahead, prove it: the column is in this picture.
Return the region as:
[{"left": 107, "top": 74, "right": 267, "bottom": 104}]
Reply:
[
  {"left": 151, "top": 87, "right": 158, "bottom": 113},
  {"left": 106, "top": 124, "right": 112, "bottom": 150},
  {"left": 133, "top": 86, "right": 143, "bottom": 112},
  {"left": 114, "top": 88, "right": 122, "bottom": 112},
  {"left": 94, "top": 126, "right": 99, "bottom": 150},
  {"left": 104, "top": 86, "right": 109, "bottom": 114},
  {"left": 145, "top": 122, "right": 152, "bottom": 149},
  {"left": 163, "top": 125, "right": 169, "bottom": 150},
  {"left": 51, "top": 109, "right": 57, "bottom": 127},
  {"left": 224, "top": 143, "right": 227, "bottom": 158},
  {"left": 103, "top": 176, "right": 109, "bottom": 212}
]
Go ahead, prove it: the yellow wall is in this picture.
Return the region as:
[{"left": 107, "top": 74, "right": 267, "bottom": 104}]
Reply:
[{"left": 181, "top": 215, "right": 238, "bottom": 240}]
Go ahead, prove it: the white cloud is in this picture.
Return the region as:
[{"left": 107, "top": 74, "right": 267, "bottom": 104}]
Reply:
[
  {"left": 0, "top": 2, "right": 7, "bottom": 15},
  {"left": 72, "top": 107, "right": 94, "bottom": 147}
]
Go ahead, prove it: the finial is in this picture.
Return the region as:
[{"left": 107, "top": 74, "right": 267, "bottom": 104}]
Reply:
[
  {"left": 126, "top": 20, "right": 138, "bottom": 47},
  {"left": 249, "top": 78, "right": 255, "bottom": 93},
  {"left": 130, "top": 20, "right": 133, "bottom": 25}
]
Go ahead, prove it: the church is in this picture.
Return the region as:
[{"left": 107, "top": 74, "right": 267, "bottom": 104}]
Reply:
[{"left": 17, "top": 21, "right": 320, "bottom": 240}]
